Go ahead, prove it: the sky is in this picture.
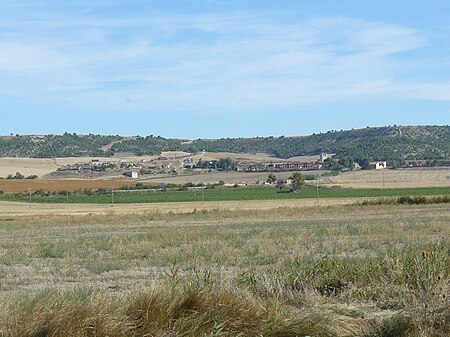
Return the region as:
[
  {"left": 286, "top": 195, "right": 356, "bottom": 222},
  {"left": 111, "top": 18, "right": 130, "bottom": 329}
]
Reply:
[{"left": 0, "top": 0, "right": 449, "bottom": 138}]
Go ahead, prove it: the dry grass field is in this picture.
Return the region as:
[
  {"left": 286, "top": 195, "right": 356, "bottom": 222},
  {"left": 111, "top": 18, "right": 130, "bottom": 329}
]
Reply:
[
  {"left": 325, "top": 168, "right": 450, "bottom": 189},
  {"left": 0, "top": 198, "right": 363, "bottom": 217},
  {"left": 0, "top": 200, "right": 448, "bottom": 336}
]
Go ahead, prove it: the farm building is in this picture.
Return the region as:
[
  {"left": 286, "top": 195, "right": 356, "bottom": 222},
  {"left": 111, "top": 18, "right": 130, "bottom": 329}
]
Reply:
[
  {"left": 236, "top": 161, "right": 259, "bottom": 172},
  {"left": 236, "top": 161, "right": 322, "bottom": 172},
  {"left": 319, "top": 153, "right": 335, "bottom": 162},
  {"left": 367, "top": 161, "right": 387, "bottom": 170},
  {"left": 261, "top": 161, "right": 322, "bottom": 171},
  {"left": 123, "top": 171, "right": 138, "bottom": 178}
]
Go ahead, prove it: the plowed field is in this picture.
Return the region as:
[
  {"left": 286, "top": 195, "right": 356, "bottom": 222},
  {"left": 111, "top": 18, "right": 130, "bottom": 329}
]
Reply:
[{"left": 0, "top": 179, "right": 142, "bottom": 193}]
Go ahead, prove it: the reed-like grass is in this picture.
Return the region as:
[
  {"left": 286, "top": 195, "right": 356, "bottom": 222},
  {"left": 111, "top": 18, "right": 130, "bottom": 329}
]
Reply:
[{"left": 0, "top": 203, "right": 448, "bottom": 336}]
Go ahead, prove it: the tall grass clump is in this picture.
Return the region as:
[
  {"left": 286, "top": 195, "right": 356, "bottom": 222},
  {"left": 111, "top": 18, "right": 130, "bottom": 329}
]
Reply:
[
  {"left": 1, "top": 285, "right": 361, "bottom": 337},
  {"left": 359, "top": 195, "right": 450, "bottom": 206}
]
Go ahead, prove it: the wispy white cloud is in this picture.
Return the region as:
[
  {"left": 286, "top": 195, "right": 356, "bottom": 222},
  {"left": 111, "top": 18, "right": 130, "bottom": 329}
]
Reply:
[{"left": 0, "top": 7, "right": 449, "bottom": 116}]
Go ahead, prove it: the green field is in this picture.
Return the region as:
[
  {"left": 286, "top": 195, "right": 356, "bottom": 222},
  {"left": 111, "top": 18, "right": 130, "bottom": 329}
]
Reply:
[{"left": 3, "top": 186, "right": 450, "bottom": 204}]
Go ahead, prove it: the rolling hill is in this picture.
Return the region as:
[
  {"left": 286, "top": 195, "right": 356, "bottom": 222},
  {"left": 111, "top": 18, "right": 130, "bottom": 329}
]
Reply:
[{"left": 1, "top": 126, "right": 449, "bottom": 162}]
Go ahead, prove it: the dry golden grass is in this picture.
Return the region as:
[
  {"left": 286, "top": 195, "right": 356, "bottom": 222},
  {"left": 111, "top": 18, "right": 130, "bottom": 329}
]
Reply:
[
  {"left": 0, "top": 202, "right": 448, "bottom": 336},
  {"left": 0, "top": 198, "right": 365, "bottom": 217},
  {"left": 326, "top": 168, "right": 450, "bottom": 189}
]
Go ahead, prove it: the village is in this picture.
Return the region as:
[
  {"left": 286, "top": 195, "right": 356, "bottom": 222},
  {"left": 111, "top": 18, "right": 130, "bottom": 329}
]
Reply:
[{"left": 48, "top": 151, "right": 391, "bottom": 181}]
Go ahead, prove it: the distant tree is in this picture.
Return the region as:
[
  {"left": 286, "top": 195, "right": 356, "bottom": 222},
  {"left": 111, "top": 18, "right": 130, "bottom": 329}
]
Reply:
[
  {"left": 358, "top": 158, "right": 370, "bottom": 169},
  {"left": 267, "top": 173, "right": 277, "bottom": 184},
  {"left": 6, "top": 172, "right": 25, "bottom": 179},
  {"left": 14, "top": 172, "right": 25, "bottom": 179},
  {"left": 290, "top": 172, "right": 305, "bottom": 191},
  {"left": 276, "top": 179, "right": 285, "bottom": 191}
]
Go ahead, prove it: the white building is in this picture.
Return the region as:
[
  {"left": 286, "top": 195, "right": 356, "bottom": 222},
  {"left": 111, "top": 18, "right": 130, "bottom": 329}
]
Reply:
[
  {"left": 124, "top": 171, "right": 138, "bottom": 178},
  {"left": 320, "top": 153, "right": 335, "bottom": 162},
  {"left": 368, "top": 161, "right": 387, "bottom": 170}
]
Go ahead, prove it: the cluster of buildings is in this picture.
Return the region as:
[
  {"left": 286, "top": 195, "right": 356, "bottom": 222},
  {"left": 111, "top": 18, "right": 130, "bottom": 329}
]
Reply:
[
  {"left": 235, "top": 153, "right": 338, "bottom": 172},
  {"left": 55, "top": 152, "right": 392, "bottom": 180},
  {"left": 56, "top": 157, "right": 180, "bottom": 179},
  {"left": 236, "top": 161, "right": 322, "bottom": 172},
  {"left": 368, "top": 161, "right": 387, "bottom": 170},
  {"left": 236, "top": 156, "right": 389, "bottom": 173},
  {"left": 58, "top": 159, "right": 141, "bottom": 173}
]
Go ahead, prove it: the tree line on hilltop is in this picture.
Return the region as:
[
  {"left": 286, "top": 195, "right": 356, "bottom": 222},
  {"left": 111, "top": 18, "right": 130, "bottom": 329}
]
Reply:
[{"left": 1, "top": 126, "right": 448, "bottom": 165}]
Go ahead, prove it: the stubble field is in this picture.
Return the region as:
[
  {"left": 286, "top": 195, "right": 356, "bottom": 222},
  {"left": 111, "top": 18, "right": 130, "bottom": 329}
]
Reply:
[
  {"left": 0, "top": 200, "right": 448, "bottom": 336},
  {"left": 327, "top": 168, "right": 450, "bottom": 189}
]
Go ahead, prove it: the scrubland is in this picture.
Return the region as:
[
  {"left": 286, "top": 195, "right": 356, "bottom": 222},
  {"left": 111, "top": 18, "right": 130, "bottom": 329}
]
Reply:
[{"left": 0, "top": 202, "right": 448, "bottom": 336}]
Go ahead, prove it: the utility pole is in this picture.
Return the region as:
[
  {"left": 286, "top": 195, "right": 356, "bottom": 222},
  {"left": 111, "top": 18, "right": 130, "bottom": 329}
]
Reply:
[
  {"left": 28, "top": 188, "right": 32, "bottom": 208},
  {"left": 316, "top": 175, "right": 319, "bottom": 203},
  {"left": 201, "top": 182, "right": 205, "bottom": 203},
  {"left": 382, "top": 170, "right": 385, "bottom": 188},
  {"left": 66, "top": 185, "right": 69, "bottom": 203},
  {"left": 111, "top": 188, "right": 114, "bottom": 206}
]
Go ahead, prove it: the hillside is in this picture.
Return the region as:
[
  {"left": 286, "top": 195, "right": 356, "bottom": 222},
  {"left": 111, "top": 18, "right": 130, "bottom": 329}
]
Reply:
[
  {"left": 0, "top": 133, "right": 121, "bottom": 158},
  {"left": 1, "top": 126, "right": 449, "bottom": 162},
  {"left": 182, "top": 126, "right": 450, "bottom": 161}
]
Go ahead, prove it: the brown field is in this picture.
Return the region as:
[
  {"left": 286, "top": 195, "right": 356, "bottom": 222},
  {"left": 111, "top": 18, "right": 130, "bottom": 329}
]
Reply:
[{"left": 0, "top": 179, "right": 142, "bottom": 193}]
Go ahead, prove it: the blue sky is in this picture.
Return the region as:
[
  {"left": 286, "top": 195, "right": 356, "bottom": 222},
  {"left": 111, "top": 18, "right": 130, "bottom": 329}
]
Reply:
[{"left": 0, "top": 0, "right": 449, "bottom": 138}]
